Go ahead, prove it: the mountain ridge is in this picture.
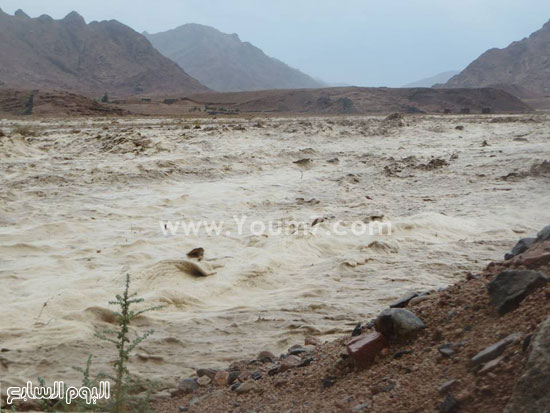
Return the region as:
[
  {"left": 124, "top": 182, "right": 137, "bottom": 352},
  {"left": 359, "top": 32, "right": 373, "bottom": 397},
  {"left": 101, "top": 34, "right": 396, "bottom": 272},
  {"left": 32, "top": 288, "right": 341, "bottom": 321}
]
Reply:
[
  {"left": 145, "top": 23, "right": 325, "bottom": 92},
  {"left": 0, "top": 10, "right": 209, "bottom": 98},
  {"left": 442, "top": 19, "right": 550, "bottom": 97}
]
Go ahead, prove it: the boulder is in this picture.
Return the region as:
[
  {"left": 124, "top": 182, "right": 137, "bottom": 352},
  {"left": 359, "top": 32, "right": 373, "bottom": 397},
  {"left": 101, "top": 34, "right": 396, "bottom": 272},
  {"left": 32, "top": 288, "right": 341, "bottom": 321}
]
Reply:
[
  {"left": 235, "top": 381, "right": 260, "bottom": 394},
  {"left": 471, "top": 332, "right": 522, "bottom": 366},
  {"left": 487, "top": 270, "right": 548, "bottom": 315},
  {"left": 346, "top": 332, "right": 389, "bottom": 368},
  {"left": 214, "top": 370, "right": 229, "bottom": 386},
  {"left": 504, "top": 237, "right": 536, "bottom": 260},
  {"left": 197, "top": 376, "right": 211, "bottom": 386},
  {"left": 537, "top": 225, "right": 550, "bottom": 241},
  {"left": 505, "top": 318, "right": 550, "bottom": 412},
  {"left": 374, "top": 308, "right": 425, "bottom": 338}
]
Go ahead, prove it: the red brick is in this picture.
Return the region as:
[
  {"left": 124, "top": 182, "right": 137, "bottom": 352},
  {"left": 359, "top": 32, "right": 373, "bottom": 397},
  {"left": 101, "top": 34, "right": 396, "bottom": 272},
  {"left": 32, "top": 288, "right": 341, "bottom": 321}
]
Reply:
[{"left": 346, "top": 332, "right": 389, "bottom": 369}]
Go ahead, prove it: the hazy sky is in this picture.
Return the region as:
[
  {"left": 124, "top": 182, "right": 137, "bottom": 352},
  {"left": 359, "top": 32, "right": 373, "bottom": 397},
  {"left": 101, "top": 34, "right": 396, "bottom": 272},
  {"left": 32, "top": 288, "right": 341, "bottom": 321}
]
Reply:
[{"left": 2, "top": 1, "right": 550, "bottom": 87}]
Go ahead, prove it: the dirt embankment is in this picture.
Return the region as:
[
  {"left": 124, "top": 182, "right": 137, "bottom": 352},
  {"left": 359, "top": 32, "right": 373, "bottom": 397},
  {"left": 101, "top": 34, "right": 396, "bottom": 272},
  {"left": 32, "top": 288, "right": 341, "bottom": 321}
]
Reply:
[{"left": 154, "top": 226, "right": 550, "bottom": 413}]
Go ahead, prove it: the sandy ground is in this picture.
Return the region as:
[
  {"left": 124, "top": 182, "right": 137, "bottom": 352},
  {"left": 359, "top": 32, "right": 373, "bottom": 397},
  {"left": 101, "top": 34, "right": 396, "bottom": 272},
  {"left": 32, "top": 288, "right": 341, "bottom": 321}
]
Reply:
[{"left": 0, "top": 114, "right": 549, "bottom": 396}]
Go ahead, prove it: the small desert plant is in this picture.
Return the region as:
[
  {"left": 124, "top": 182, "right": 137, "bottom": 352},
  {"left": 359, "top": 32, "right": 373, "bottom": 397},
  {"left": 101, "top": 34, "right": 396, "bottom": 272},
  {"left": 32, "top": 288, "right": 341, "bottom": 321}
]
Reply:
[
  {"left": 24, "top": 275, "right": 161, "bottom": 412},
  {"left": 95, "top": 274, "right": 162, "bottom": 413},
  {"left": 102, "top": 93, "right": 109, "bottom": 103}
]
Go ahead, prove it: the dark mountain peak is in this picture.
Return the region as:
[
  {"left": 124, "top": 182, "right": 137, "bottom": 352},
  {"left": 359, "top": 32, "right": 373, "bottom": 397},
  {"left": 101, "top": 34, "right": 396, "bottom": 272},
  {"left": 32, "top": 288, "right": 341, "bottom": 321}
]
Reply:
[
  {"left": 37, "top": 14, "right": 54, "bottom": 23},
  {"left": 62, "top": 11, "right": 86, "bottom": 25},
  {"left": 14, "top": 9, "right": 30, "bottom": 19}
]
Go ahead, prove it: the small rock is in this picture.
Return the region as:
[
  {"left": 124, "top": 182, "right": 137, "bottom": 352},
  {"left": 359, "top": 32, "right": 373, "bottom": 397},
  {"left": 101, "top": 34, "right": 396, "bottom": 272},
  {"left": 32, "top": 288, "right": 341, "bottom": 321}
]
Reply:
[
  {"left": 505, "top": 238, "right": 537, "bottom": 260},
  {"left": 268, "top": 365, "right": 280, "bottom": 376},
  {"left": 393, "top": 349, "right": 413, "bottom": 359},
  {"left": 214, "top": 370, "right": 229, "bottom": 386},
  {"left": 299, "top": 357, "right": 313, "bottom": 367},
  {"left": 438, "top": 379, "right": 456, "bottom": 394},
  {"left": 186, "top": 247, "right": 204, "bottom": 260},
  {"left": 347, "top": 332, "right": 389, "bottom": 368},
  {"left": 196, "top": 368, "right": 217, "bottom": 380},
  {"left": 173, "top": 378, "right": 199, "bottom": 396},
  {"left": 257, "top": 350, "right": 276, "bottom": 362},
  {"left": 227, "top": 370, "right": 241, "bottom": 385},
  {"left": 439, "top": 393, "right": 459, "bottom": 413},
  {"left": 352, "top": 403, "right": 370, "bottom": 411},
  {"left": 487, "top": 270, "right": 548, "bottom": 315},
  {"left": 235, "top": 381, "right": 259, "bottom": 394},
  {"left": 279, "top": 355, "right": 301, "bottom": 372},
  {"left": 305, "top": 336, "right": 322, "bottom": 346},
  {"left": 178, "top": 406, "right": 189, "bottom": 412},
  {"left": 251, "top": 371, "right": 262, "bottom": 380},
  {"left": 288, "top": 345, "right": 308, "bottom": 356},
  {"left": 471, "top": 332, "right": 522, "bottom": 366},
  {"left": 409, "top": 295, "right": 431, "bottom": 306},
  {"left": 374, "top": 308, "right": 425, "bottom": 339},
  {"left": 322, "top": 378, "right": 336, "bottom": 389},
  {"left": 390, "top": 291, "right": 418, "bottom": 308},
  {"left": 438, "top": 344, "right": 455, "bottom": 357},
  {"left": 352, "top": 323, "right": 362, "bottom": 337},
  {"left": 478, "top": 356, "right": 504, "bottom": 376},
  {"left": 197, "top": 376, "right": 211, "bottom": 386}
]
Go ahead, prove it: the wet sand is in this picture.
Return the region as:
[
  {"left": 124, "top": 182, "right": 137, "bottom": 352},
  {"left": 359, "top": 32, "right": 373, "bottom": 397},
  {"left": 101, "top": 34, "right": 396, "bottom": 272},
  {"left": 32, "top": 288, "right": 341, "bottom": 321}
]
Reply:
[{"left": 0, "top": 114, "right": 549, "bottom": 390}]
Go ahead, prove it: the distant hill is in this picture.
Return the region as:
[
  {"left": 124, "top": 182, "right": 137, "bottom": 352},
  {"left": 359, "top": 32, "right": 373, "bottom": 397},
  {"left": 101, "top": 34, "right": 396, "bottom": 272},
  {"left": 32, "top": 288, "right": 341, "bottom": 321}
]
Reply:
[
  {"left": 0, "top": 9, "right": 208, "bottom": 98},
  {"left": 403, "top": 71, "right": 459, "bottom": 88},
  {"left": 442, "top": 19, "right": 550, "bottom": 97},
  {"left": 145, "top": 24, "right": 324, "bottom": 92}
]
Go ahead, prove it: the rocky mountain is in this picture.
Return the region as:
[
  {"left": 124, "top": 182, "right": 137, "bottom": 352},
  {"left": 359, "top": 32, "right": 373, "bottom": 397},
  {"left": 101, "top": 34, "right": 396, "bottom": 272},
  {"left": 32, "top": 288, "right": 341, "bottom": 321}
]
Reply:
[
  {"left": 145, "top": 24, "right": 324, "bottom": 92},
  {"left": 403, "top": 71, "right": 459, "bottom": 88},
  {"left": 442, "top": 19, "right": 550, "bottom": 97},
  {"left": 0, "top": 9, "right": 208, "bottom": 98}
]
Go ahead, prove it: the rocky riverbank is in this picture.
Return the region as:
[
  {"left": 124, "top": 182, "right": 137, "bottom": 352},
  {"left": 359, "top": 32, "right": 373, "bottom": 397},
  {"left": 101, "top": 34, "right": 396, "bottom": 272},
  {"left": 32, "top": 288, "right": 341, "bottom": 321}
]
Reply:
[{"left": 153, "top": 225, "right": 550, "bottom": 412}]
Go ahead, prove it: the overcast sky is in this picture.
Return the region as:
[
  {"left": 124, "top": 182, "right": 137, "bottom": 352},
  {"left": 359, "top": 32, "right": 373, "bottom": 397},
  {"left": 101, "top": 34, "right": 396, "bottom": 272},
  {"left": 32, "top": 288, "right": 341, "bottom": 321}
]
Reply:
[{"left": 2, "top": 0, "right": 550, "bottom": 87}]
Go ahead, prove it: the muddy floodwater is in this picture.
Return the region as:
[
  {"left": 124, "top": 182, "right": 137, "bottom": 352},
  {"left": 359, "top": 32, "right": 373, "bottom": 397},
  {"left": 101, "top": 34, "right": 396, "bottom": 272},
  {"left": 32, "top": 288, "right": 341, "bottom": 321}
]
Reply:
[{"left": 0, "top": 114, "right": 549, "bottom": 390}]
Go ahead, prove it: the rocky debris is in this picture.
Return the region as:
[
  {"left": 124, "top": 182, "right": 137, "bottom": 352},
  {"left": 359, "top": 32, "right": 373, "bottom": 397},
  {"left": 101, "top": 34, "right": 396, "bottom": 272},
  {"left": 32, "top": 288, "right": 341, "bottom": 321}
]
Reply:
[
  {"left": 352, "top": 323, "right": 363, "bottom": 337},
  {"left": 437, "top": 379, "right": 457, "bottom": 394},
  {"left": 390, "top": 291, "right": 418, "bottom": 308},
  {"left": 287, "top": 344, "right": 309, "bottom": 356},
  {"left": 439, "top": 393, "right": 459, "bottom": 413},
  {"left": 374, "top": 308, "right": 425, "bottom": 339},
  {"left": 346, "top": 332, "right": 389, "bottom": 369},
  {"left": 505, "top": 317, "right": 550, "bottom": 412},
  {"left": 172, "top": 379, "right": 199, "bottom": 396},
  {"left": 438, "top": 344, "right": 456, "bottom": 357},
  {"left": 504, "top": 238, "right": 537, "bottom": 260},
  {"left": 471, "top": 332, "right": 522, "bottom": 366},
  {"left": 186, "top": 247, "right": 204, "bottom": 261},
  {"left": 235, "top": 381, "right": 260, "bottom": 394},
  {"left": 279, "top": 355, "right": 302, "bottom": 373},
  {"left": 487, "top": 270, "right": 548, "bottom": 314}
]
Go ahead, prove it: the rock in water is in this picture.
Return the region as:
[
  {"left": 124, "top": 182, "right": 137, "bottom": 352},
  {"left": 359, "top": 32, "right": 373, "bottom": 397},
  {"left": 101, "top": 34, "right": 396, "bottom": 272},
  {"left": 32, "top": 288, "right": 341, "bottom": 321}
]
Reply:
[
  {"left": 374, "top": 308, "right": 425, "bottom": 339},
  {"left": 186, "top": 247, "right": 205, "bottom": 261},
  {"left": 504, "top": 238, "right": 537, "bottom": 260},
  {"left": 505, "top": 318, "right": 550, "bottom": 412},
  {"left": 487, "top": 270, "right": 548, "bottom": 315},
  {"left": 174, "top": 260, "right": 215, "bottom": 277}
]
